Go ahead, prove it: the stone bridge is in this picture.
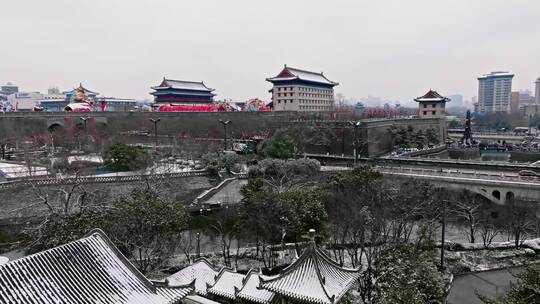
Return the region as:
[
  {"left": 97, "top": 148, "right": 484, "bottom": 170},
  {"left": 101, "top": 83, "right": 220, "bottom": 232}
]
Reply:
[{"left": 378, "top": 167, "right": 540, "bottom": 204}]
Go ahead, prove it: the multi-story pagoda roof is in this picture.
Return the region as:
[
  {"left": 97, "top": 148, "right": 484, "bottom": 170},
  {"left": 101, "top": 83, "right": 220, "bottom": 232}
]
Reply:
[
  {"left": 0, "top": 229, "right": 194, "bottom": 304},
  {"left": 237, "top": 269, "right": 278, "bottom": 304},
  {"left": 151, "top": 78, "right": 216, "bottom": 96},
  {"left": 266, "top": 65, "right": 339, "bottom": 87},
  {"left": 414, "top": 90, "right": 450, "bottom": 103},
  {"left": 207, "top": 268, "right": 245, "bottom": 301},
  {"left": 259, "top": 230, "right": 361, "bottom": 304},
  {"left": 167, "top": 257, "right": 222, "bottom": 296}
]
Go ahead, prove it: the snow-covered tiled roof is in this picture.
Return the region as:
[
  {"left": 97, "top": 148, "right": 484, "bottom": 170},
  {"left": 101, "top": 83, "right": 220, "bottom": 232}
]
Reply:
[
  {"left": 414, "top": 90, "right": 450, "bottom": 103},
  {"left": 207, "top": 268, "right": 245, "bottom": 300},
  {"left": 167, "top": 258, "right": 222, "bottom": 295},
  {"left": 0, "top": 229, "right": 194, "bottom": 304},
  {"left": 183, "top": 294, "right": 222, "bottom": 304},
  {"left": 237, "top": 269, "right": 277, "bottom": 304},
  {"left": 0, "top": 162, "right": 48, "bottom": 179},
  {"left": 152, "top": 78, "right": 215, "bottom": 92},
  {"left": 266, "top": 65, "right": 338, "bottom": 86},
  {"left": 260, "top": 240, "right": 360, "bottom": 304}
]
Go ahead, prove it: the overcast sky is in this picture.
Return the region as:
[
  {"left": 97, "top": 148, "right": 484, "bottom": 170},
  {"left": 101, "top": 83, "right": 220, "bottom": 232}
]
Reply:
[{"left": 1, "top": 0, "right": 539, "bottom": 105}]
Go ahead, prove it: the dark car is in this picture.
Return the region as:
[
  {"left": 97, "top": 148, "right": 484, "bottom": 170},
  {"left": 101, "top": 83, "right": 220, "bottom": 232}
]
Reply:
[{"left": 519, "top": 170, "right": 538, "bottom": 177}]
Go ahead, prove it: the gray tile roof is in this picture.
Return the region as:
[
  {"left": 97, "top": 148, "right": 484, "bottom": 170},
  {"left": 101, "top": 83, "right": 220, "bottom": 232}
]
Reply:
[
  {"left": 267, "top": 66, "right": 338, "bottom": 86},
  {"left": 167, "top": 258, "right": 222, "bottom": 296},
  {"left": 207, "top": 268, "right": 245, "bottom": 300},
  {"left": 237, "top": 269, "right": 277, "bottom": 304},
  {"left": 414, "top": 90, "right": 450, "bottom": 102},
  {"left": 260, "top": 244, "right": 360, "bottom": 304},
  {"left": 0, "top": 229, "right": 193, "bottom": 304},
  {"left": 152, "top": 78, "right": 215, "bottom": 92}
]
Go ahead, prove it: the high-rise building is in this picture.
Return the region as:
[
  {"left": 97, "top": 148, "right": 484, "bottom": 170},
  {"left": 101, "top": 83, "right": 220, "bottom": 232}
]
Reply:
[
  {"left": 448, "top": 94, "right": 463, "bottom": 107},
  {"left": 535, "top": 76, "right": 540, "bottom": 105},
  {"left": 519, "top": 90, "right": 534, "bottom": 105},
  {"left": 510, "top": 91, "right": 520, "bottom": 114},
  {"left": 0, "top": 82, "right": 18, "bottom": 102},
  {"left": 266, "top": 65, "right": 338, "bottom": 111},
  {"left": 477, "top": 71, "right": 514, "bottom": 113}
]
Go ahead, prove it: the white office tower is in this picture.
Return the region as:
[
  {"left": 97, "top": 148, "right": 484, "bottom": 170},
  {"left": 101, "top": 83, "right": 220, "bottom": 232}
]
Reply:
[{"left": 477, "top": 71, "right": 514, "bottom": 113}]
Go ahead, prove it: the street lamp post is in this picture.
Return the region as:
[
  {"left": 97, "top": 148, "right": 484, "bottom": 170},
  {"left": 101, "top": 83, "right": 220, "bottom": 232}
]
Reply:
[
  {"left": 149, "top": 118, "right": 160, "bottom": 150},
  {"left": 219, "top": 119, "right": 231, "bottom": 151},
  {"left": 196, "top": 232, "right": 201, "bottom": 258},
  {"left": 348, "top": 121, "right": 361, "bottom": 165},
  {"left": 341, "top": 128, "right": 346, "bottom": 156}
]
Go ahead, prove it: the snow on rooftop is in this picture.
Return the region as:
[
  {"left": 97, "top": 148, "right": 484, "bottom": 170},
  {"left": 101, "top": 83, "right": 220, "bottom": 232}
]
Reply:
[
  {"left": 237, "top": 270, "right": 277, "bottom": 304},
  {"left": 267, "top": 66, "right": 338, "bottom": 86},
  {"left": 167, "top": 258, "right": 221, "bottom": 295},
  {"left": 0, "top": 162, "right": 48, "bottom": 179},
  {"left": 260, "top": 242, "right": 361, "bottom": 304},
  {"left": 183, "top": 295, "right": 222, "bottom": 304},
  {"left": 67, "top": 154, "right": 104, "bottom": 165},
  {"left": 478, "top": 71, "right": 515, "bottom": 79},
  {"left": 0, "top": 256, "right": 9, "bottom": 265},
  {"left": 207, "top": 268, "right": 245, "bottom": 300},
  {"left": 153, "top": 78, "right": 214, "bottom": 92},
  {"left": 0, "top": 229, "right": 194, "bottom": 304}
]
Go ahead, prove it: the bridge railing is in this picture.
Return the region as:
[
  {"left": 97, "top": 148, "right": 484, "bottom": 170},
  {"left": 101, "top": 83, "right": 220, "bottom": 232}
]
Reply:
[
  {"left": 376, "top": 166, "right": 540, "bottom": 184},
  {"left": 0, "top": 170, "right": 211, "bottom": 191}
]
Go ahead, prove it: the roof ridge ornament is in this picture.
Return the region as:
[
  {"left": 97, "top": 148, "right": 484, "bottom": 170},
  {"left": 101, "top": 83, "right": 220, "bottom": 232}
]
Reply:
[{"left": 308, "top": 228, "right": 316, "bottom": 244}]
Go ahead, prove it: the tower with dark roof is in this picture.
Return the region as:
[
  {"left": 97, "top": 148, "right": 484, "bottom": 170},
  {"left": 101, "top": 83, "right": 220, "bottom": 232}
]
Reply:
[
  {"left": 414, "top": 90, "right": 450, "bottom": 118},
  {"left": 150, "top": 78, "right": 216, "bottom": 104},
  {"left": 266, "top": 65, "right": 338, "bottom": 112}
]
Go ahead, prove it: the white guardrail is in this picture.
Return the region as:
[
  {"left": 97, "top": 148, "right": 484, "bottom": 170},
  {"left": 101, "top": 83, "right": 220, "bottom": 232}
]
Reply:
[{"left": 376, "top": 166, "right": 540, "bottom": 184}]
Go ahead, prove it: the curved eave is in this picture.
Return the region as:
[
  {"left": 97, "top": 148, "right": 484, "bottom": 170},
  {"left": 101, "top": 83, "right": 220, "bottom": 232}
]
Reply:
[
  {"left": 414, "top": 98, "right": 450, "bottom": 103},
  {"left": 206, "top": 267, "right": 244, "bottom": 300},
  {"left": 261, "top": 284, "right": 332, "bottom": 304},
  {"left": 266, "top": 76, "right": 298, "bottom": 83},
  {"left": 259, "top": 245, "right": 360, "bottom": 304},
  {"left": 266, "top": 78, "right": 338, "bottom": 87},
  {"left": 150, "top": 92, "right": 216, "bottom": 97},
  {"left": 151, "top": 88, "right": 215, "bottom": 93}
]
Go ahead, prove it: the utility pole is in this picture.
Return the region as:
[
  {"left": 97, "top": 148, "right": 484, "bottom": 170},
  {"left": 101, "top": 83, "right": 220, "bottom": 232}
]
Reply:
[
  {"left": 219, "top": 119, "right": 231, "bottom": 151},
  {"left": 149, "top": 118, "right": 160, "bottom": 150},
  {"left": 348, "top": 121, "right": 361, "bottom": 165}
]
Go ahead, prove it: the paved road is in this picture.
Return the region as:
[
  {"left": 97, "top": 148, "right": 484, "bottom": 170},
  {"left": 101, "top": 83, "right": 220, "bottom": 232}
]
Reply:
[
  {"left": 447, "top": 267, "right": 524, "bottom": 304},
  {"left": 376, "top": 165, "right": 540, "bottom": 183},
  {"left": 204, "top": 179, "right": 248, "bottom": 205}
]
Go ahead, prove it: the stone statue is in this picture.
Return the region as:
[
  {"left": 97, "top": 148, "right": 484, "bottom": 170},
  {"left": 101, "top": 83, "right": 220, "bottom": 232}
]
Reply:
[{"left": 462, "top": 110, "right": 473, "bottom": 146}]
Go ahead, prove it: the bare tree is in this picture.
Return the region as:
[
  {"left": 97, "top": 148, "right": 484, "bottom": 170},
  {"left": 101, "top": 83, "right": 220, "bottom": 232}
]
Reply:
[
  {"left": 506, "top": 201, "right": 535, "bottom": 248},
  {"left": 479, "top": 222, "right": 499, "bottom": 249},
  {"left": 450, "top": 191, "right": 482, "bottom": 243}
]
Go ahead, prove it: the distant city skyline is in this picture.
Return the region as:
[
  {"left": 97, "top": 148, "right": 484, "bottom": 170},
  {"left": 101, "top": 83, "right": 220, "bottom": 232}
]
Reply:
[{"left": 1, "top": 0, "right": 539, "bottom": 104}]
